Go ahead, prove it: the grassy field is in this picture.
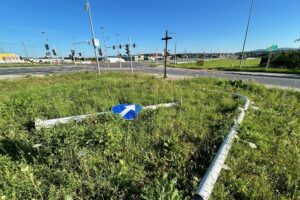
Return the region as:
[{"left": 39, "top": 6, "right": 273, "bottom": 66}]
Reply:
[
  {"left": 169, "top": 59, "right": 300, "bottom": 74},
  {"left": 0, "top": 72, "right": 299, "bottom": 199}
]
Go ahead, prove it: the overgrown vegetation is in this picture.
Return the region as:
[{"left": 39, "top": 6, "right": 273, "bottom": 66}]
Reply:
[
  {"left": 260, "top": 50, "right": 300, "bottom": 69},
  {"left": 0, "top": 72, "right": 299, "bottom": 199}
]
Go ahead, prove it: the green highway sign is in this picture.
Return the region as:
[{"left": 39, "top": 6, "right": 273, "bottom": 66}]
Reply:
[{"left": 266, "top": 45, "right": 278, "bottom": 52}]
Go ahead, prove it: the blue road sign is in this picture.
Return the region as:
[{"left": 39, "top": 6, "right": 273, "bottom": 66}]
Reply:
[{"left": 112, "top": 104, "right": 143, "bottom": 120}]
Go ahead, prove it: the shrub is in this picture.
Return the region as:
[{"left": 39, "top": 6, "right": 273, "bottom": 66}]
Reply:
[
  {"left": 260, "top": 50, "right": 300, "bottom": 69},
  {"left": 196, "top": 60, "right": 204, "bottom": 66}
]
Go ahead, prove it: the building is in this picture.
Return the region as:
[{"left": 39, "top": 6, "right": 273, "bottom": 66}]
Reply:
[{"left": 0, "top": 53, "right": 22, "bottom": 63}]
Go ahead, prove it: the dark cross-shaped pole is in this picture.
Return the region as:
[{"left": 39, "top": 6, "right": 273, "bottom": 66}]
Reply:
[{"left": 161, "top": 30, "right": 172, "bottom": 78}]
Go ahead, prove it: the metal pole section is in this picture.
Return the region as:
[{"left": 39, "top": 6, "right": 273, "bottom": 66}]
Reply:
[
  {"left": 195, "top": 94, "right": 250, "bottom": 200},
  {"left": 266, "top": 51, "right": 272, "bottom": 69},
  {"left": 21, "top": 41, "right": 29, "bottom": 59},
  {"left": 239, "top": 0, "right": 254, "bottom": 69},
  {"left": 161, "top": 30, "right": 172, "bottom": 78},
  {"left": 116, "top": 34, "right": 122, "bottom": 68},
  {"left": 129, "top": 37, "right": 133, "bottom": 74},
  {"left": 175, "top": 40, "right": 177, "bottom": 66},
  {"left": 164, "top": 33, "right": 168, "bottom": 78},
  {"left": 86, "top": 0, "right": 100, "bottom": 75}
]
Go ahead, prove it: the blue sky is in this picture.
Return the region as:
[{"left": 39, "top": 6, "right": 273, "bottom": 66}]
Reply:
[{"left": 0, "top": 0, "right": 300, "bottom": 57}]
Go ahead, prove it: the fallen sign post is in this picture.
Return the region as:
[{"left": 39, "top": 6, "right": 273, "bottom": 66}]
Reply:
[{"left": 35, "top": 103, "right": 177, "bottom": 130}]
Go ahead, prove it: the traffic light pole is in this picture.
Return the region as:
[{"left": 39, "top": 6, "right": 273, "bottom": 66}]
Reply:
[
  {"left": 116, "top": 34, "right": 122, "bottom": 68},
  {"left": 41, "top": 32, "right": 52, "bottom": 66},
  {"left": 129, "top": 37, "right": 133, "bottom": 74},
  {"left": 162, "top": 30, "right": 172, "bottom": 79},
  {"left": 86, "top": 0, "right": 100, "bottom": 75}
]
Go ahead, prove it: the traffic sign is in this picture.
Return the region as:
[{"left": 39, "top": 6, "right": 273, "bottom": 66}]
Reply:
[
  {"left": 266, "top": 45, "right": 278, "bottom": 52},
  {"left": 112, "top": 104, "right": 143, "bottom": 120}
]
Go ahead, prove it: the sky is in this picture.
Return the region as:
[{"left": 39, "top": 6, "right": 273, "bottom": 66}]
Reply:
[{"left": 0, "top": 0, "right": 300, "bottom": 57}]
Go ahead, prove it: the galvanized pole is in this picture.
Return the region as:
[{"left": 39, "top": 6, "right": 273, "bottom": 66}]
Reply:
[
  {"left": 266, "top": 51, "right": 272, "bottom": 69},
  {"left": 129, "top": 37, "right": 133, "bottom": 74},
  {"left": 86, "top": 0, "right": 100, "bottom": 74},
  {"left": 239, "top": 0, "right": 254, "bottom": 69},
  {"left": 116, "top": 34, "right": 122, "bottom": 68},
  {"left": 162, "top": 30, "right": 172, "bottom": 79}
]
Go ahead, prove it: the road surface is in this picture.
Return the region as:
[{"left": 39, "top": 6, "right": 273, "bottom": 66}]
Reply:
[{"left": 0, "top": 63, "right": 299, "bottom": 90}]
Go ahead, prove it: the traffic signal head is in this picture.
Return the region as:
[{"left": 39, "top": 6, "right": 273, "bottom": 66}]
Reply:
[
  {"left": 125, "top": 44, "right": 130, "bottom": 55},
  {"left": 79, "top": 52, "right": 82, "bottom": 57},
  {"left": 52, "top": 49, "right": 57, "bottom": 56},
  {"left": 133, "top": 43, "right": 136, "bottom": 48},
  {"left": 119, "top": 45, "right": 122, "bottom": 49},
  {"left": 45, "top": 44, "right": 50, "bottom": 51},
  {"left": 98, "top": 48, "right": 103, "bottom": 56},
  {"left": 112, "top": 45, "right": 116, "bottom": 50},
  {"left": 71, "top": 50, "right": 75, "bottom": 56}
]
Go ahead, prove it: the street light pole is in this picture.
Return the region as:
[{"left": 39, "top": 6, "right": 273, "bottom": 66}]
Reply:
[
  {"left": 239, "top": 0, "right": 254, "bottom": 69},
  {"left": 85, "top": 0, "right": 100, "bottom": 74}
]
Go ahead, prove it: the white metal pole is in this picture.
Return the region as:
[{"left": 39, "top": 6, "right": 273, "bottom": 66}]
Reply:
[{"left": 86, "top": 0, "right": 100, "bottom": 74}]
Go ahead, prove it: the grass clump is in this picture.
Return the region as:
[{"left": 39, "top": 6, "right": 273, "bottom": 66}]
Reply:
[{"left": 0, "top": 72, "right": 299, "bottom": 199}]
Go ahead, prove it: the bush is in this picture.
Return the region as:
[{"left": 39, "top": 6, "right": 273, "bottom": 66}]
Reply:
[
  {"left": 261, "top": 51, "right": 300, "bottom": 69},
  {"left": 196, "top": 60, "right": 204, "bottom": 66}
]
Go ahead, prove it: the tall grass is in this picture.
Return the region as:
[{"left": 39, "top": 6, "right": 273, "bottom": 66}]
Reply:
[{"left": 0, "top": 72, "right": 299, "bottom": 199}]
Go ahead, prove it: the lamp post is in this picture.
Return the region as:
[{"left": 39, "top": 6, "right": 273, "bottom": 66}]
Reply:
[
  {"left": 239, "top": 0, "right": 254, "bottom": 69},
  {"left": 85, "top": 0, "right": 100, "bottom": 74}
]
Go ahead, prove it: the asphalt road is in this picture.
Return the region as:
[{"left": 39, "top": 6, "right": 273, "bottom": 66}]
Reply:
[{"left": 0, "top": 63, "right": 300, "bottom": 90}]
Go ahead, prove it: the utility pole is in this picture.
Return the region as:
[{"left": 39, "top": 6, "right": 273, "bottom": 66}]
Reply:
[
  {"left": 239, "top": 0, "right": 254, "bottom": 69},
  {"left": 161, "top": 30, "right": 172, "bottom": 79},
  {"left": 21, "top": 41, "right": 29, "bottom": 59},
  {"left": 85, "top": 0, "right": 100, "bottom": 74}
]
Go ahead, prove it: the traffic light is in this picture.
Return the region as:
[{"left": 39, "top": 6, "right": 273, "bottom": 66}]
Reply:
[
  {"left": 52, "top": 49, "right": 57, "bottom": 56},
  {"left": 125, "top": 44, "right": 130, "bottom": 55},
  {"left": 133, "top": 43, "right": 136, "bottom": 48},
  {"left": 98, "top": 48, "right": 103, "bottom": 56},
  {"left": 79, "top": 52, "right": 82, "bottom": 57},
  {"left": 112, "top": 45, "right": 116, "bottom": 50},
  {"left": 45, "top": 44, "right": 50, "bottom": 51},
  {"left": 71, "top": 50, "right": 75, "bottom": 56},
  {"left": 119, "top": 45, "right": 122, "bottom": 49}
]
